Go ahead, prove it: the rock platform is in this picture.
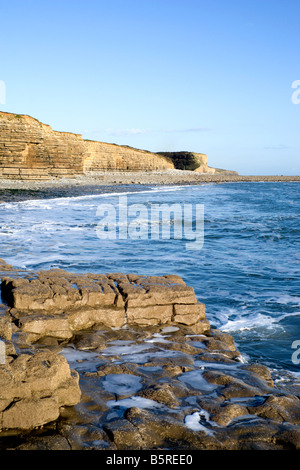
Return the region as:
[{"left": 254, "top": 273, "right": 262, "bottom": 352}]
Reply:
[
  {"left": 1, "top": 268, "right": 209, "bottom": 341},
  {"left": 0, "top": 258, "right": 300, "bottom": 450}
]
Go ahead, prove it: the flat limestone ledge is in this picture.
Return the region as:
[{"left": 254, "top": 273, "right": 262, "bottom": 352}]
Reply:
[{"left": 1, "top": 270, "right": 208, "bottom": 341}]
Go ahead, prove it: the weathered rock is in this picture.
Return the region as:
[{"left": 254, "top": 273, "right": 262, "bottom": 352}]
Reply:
[
  {"left": 96, "top": 363, "right": 138, "bottom": 377},
  {"left": 173, "top": 303, "right": 208, "bottom": 328},
  {"left": 154, "top": 340, "right": 202, "bottom": 356},
  {"left": 1, "top": 264, "right": 300, "bottom": 451},
  {"left": 15, "top": 314, "right": 73, "bottom": 341},
  {"left": 67, "top": 307, "right": 125, "bottom": 330},
  {"left": 2, "top": 398, "right": 60, "bottom": 430},
  {"left": 57, "top": 422, "right": 113, "bottom": 450},
  {"left": 241, "top": 363, "right": 274, "bottom": 387},
  {"left": 72, "top": 332, "right": 106, "bottom": 351},
  {"left": 223, "top": 416, "right": 283, "bottom": 450},
  {"left": 0, "top": 350, "right": 81, "bottom": 431},
  {"left": 126, "top": 305, "right": 173, "bottom": 326},
  {"left": 220, "top": 382, "right": 265, "bottom": 400},
  {"left": 201, "top": 366, "right": 273, "bottom": 403},
  {"left": 210, "top": 403, "right": 249, "bottom": 426},
  {"left": 0, "top": 313, "right": 12, "bottom": 341},
  {"left": 202, "top": 337, "right": 236, "bottom": 352},
  {"left": 209, "top": 328, "right": 237, "bottom": 351},
  {"left": 274, "top": 427, "right": 300, "bottom": 450},
  {"left": 187, "top": 319, "right": 211, "bottom": 334},
  {"left": 1, "top": 272, "right": 208, "bottom": 341},
  {"left": 251, "top": 395, "right": 300, "bottom": 424},
  {"left": 143, "top": 355, "right": 195, "bottom": 370},
  {"left": 15, "top": 434, "right": 71, "bottom": 450},
  {"left": 103, "top": 418, "right": 146, "bottom": 450},
  {"left": 196, "top": 351, "right": 239, "bottom": 364},
  {"left": 122, "top": 407, "right": 223, "bottom": 450},
  {"left": 138, "top": 384, "right": 180, "bottom": 408},
  {"left": 0, "top": 259, "right": 15, "bottom": 272}
]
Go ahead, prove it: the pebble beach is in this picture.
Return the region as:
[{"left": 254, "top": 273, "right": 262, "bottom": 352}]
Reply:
[{"left": 0, "top": 170, "right": 300, "bottom": 191}]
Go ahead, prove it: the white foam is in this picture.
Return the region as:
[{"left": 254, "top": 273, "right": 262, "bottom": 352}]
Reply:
[
  {"left": 106, "top": 396, "right": 163, "bottom": 409},
  {"left": 276, "top": 311, "right": 300, "bottom": 322},
  {"left": 0, "top": 186, "right": 186, "bottom": 209},
  {"left": 193, "top": 359, "right": 242, "bottom": 371},
  {"left": 220, "top": 312, "right": 280, "bottom": 333},
  {"left": 145, "top": 332, "right": 170, "bottom": 344},
  {"left": 160, "top": 326, "right": 179, "bottom": 334},
  {"left": 60, "top": 347, "right": 100, "bottom": 371},
  {"left": 274, "top": 295, "right": 300, "bottom": 306},
  {"left": 184, "top": 410, "right": 214, "bottom": 435},
  {"left": 179, "top": 370, "right": 216, "bottom": 391},
  {"left": 102, "top": 343, "right": 154, "bottom": 356},
  {"left": 102, "top": 374, "right": 142, "bottom": 396},
  {"left": 108, "top": 349, "right": 183, "bottom": 365}
]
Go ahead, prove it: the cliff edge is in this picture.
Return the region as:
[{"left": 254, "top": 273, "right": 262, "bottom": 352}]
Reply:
[{"left": 0, "top": 111, "right": 236, "bottom": 180}]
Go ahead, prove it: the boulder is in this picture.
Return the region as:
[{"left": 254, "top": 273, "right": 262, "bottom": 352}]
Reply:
[
  {"left": 1, "top": 272, "right": 207, "bottom": 341},
  {"left": 0, "top": 350, "right": 81, "bottom": 431}
]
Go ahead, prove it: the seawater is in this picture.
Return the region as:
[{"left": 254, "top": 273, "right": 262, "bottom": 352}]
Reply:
[{"left": 0, "top": 182, "right": 299, "bottom": 375}]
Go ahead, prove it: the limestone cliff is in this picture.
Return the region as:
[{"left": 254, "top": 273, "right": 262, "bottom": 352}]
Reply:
[
  {"left": 0, "top": 111, "right": 236, "bottom": 180},
  {"left": 157, "top": 151, "right": 238, "bottom": 175},
  {"left": 0, "top": 111, "right": 174, "bottom": 180}
]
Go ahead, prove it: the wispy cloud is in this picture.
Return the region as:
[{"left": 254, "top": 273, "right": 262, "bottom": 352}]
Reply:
[
  {"left": 162, "top": 127, "right": 210, "bottom": 133},
  {"left": 105, "top": 126, "right": 210, "bottom": 137},
  {"left": 179, "top": 127, "right": 210, "bottom": 133},
  {"left": 105, "top": 128, "right": 150, "bottom": 137},
  {"left": 263, "top": 144, "right": 289, "bottom": 150}
]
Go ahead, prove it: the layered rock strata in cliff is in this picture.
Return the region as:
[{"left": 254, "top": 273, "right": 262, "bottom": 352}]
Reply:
[
  {"left": 0, "top": 111, "right": 174, "bottom": 180},
  {"left": 157, "top": 151, "right": 238, "bottom": 175},
  {"left": 0, "top": 111, "right": 236, "bottom": 180}
]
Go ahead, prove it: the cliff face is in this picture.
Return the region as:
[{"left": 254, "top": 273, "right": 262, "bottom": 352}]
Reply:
[
  {"left": 157, "top": 151, "right": 213, "bottom": 172},
  {"left": 0, "top": 112, "right": 174, "bottom": 180},
  {"left": 157, "top": 151, "right": 238, "bottom": 175},
  {"left": 0, "top": 111, "right": 236, "bottom": 180}
]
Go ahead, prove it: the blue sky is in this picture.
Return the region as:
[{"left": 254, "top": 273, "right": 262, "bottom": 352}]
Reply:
[{"left": 1, "top": 0, "right": 299, "bottom": 175}]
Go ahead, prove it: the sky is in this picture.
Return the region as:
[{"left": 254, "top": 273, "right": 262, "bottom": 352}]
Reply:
[{"left": 0, "top": 0, "right": 300, "bottom": 175}]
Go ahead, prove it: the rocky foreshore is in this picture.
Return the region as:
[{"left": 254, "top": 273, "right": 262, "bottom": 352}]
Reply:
[
  {"left": 0, "top": 171, "right": 299, "bottom": 191},
  {"left": 0, "top": 171, "right": 299, "bottom": 205},
  {"left": 0, "top": 258, "right": 300, "bottom": 450}
]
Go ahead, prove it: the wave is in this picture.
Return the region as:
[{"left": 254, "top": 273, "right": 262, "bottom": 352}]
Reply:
[
  {"left": 0, "top": 185, "right": 187, "bottom": 209},
  {"left": 0, "top": 182, "right": 299, "bottom": 373},
  {"left": 219, "top": 310, "right": 283, "bottom": 333},
  {"left": 272, "top": 295, "right": 300, "bottom": 306}
]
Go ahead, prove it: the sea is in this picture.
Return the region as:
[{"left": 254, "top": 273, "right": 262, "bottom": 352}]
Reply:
[{"left": 0, "top": 181, "right": 299, "bottom": 380}]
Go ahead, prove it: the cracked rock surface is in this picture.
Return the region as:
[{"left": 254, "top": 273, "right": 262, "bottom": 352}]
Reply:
[{"left": 0, "top": 260, "right": 300, "bottom": 450}]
